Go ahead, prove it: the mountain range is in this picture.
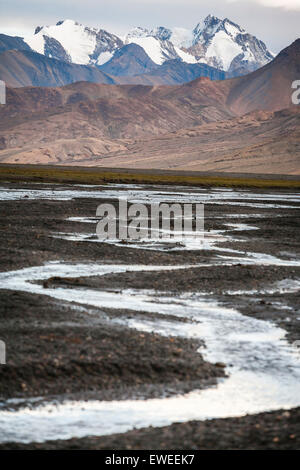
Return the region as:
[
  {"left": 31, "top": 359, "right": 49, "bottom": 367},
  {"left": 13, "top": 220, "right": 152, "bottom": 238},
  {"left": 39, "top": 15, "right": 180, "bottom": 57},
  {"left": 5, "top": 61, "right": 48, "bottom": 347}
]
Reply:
[
  {"left": 0, "top": 39, "right": 299, "bottom": 174},
  {"left": 0, "top": 15, "right": 274, "bottom": 87}
]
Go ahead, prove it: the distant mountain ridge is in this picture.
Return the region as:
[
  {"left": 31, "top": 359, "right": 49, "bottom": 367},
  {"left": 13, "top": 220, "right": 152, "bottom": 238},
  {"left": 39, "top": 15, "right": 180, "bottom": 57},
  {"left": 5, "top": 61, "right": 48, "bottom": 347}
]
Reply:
[
  {"left": 0, "top": 49, "right": 114, "bottom": 88},
  {"left": 15, "top": 15, "right": 273, "bottom": 75},
  {"left": 0, "top": 39, "right": 299, "bottom": 173},
  {"left": 0, "top": 15, "right": 275, "bottom": 88},
  {"left": 24, "top": 19, "right": 123, "bottom": 66},
  {"left": 0, "top": 44, "right": 226, "bottom": 88},
  {"left": 125, "top": 15, "right": 274, "bottom": 74},
  {"left": 184, "top": 15, "right": 274, "bottom": 75},
  {"left": 99, "top": 43, "right": 157, "bottom": 77},
  {"left": 0, "top": 33, "right": 31, "bottom": 53}
]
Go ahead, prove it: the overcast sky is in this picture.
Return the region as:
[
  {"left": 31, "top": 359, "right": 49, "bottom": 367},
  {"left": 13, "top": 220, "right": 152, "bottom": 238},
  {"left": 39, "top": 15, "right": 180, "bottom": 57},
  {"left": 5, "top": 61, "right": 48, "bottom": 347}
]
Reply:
[{"left": 0, "top": 0, "right": 299, "bottom": 54}]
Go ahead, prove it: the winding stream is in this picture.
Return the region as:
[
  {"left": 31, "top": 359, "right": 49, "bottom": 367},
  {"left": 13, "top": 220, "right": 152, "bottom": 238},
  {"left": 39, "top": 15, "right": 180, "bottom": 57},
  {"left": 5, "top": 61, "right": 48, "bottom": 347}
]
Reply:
[{"left": 0, "top": 184, "right": 299, "bottom": 443}]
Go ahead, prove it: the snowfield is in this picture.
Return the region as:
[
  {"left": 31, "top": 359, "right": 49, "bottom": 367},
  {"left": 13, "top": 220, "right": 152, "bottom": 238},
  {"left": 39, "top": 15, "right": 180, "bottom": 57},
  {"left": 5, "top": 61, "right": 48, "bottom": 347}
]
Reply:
[{"left": 22, "top": 15, "right": 274, "bottom": 73}]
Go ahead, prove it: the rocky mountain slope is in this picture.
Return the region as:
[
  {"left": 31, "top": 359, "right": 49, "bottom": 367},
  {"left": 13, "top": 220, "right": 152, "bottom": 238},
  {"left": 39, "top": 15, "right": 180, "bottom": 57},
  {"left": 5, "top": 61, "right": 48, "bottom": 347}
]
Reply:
[
  {"left": 0, "top": 33, "right": 31, "bottom": 53},
  {"left": 99, "top": 44, "right": 157, "bottom": 77},
  {"left": 0, "top": 50, "right": 115, "bottom": 88},
  {"left": 114, "top": 59, "right": 226, "bottom": 85},
  {"left": 0, "top": 78, "right": 233, "bottom": 164},
  {"left": 97, "top": 107, "right": 300, "bottom": 175},
  {"left": 6, "top": 16, "right": 273, "bottom": 77},
  {"left": 225, "top": 39, "right": 300, "bottom": 115},
  {"left": 0, "top": 46, "right": 225, "bottom": 87},
  {"left": 0, "top": 40, "right": 298, "bottom": 173}
]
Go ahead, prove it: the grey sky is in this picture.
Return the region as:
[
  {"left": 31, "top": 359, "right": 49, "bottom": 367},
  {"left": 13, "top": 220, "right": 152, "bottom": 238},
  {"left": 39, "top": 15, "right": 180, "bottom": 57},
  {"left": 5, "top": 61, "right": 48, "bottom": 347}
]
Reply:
[{"left": 0, "top": 0, "right": 299, "bottom": 54}]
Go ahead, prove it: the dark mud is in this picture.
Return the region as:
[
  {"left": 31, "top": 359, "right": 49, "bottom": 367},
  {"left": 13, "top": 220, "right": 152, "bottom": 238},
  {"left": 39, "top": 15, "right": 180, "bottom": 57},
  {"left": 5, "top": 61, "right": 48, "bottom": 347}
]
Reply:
[
  {"left": 0, "top": 289, "right": 223, "bottom": 402},
  {"left": 0, "top": 182, "right": 299, "bottom": 449}
]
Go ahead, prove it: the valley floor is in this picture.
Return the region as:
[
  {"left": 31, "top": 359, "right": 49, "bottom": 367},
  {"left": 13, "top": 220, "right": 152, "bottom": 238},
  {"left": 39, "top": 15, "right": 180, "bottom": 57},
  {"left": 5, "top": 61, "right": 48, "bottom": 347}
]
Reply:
[{"left": 0, "top": 181, "right": 299, "bottom": 449}]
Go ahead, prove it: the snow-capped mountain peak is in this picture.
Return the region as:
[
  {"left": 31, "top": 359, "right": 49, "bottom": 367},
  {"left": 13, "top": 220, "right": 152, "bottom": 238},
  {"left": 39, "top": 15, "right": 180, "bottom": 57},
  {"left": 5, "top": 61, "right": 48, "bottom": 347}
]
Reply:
[
  {"left": 151, "top": 26, "right": 172, "bottom": 41},
  {"left": 186, "top": 14, "right": 274, "bottom": 73},
  {"left": 125, "top": 26, "right": 197, "bottom": 65},
  {"left": 24, "top": 19, "right": 123, "bottom": 66},
  {"left": 21, "top": 16, "right": 274, "bottom": 76},
  {"left": 222, "top": 18, "right": 245, "bottom": 37},
  {"left": 170, "top": 27, "right": 194, "bottom": 49},
  {"left": 193, "top": 15, "right": 245, "bottom": 46},
  {"left": 123, "top": 14, "right": 273, "bottom": 73},
  {"left": 126, "top": 26, "right": 150, "bottom": 40},
  {"left": 193, "top": 15, "right": 222, "bottom": 44}
]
